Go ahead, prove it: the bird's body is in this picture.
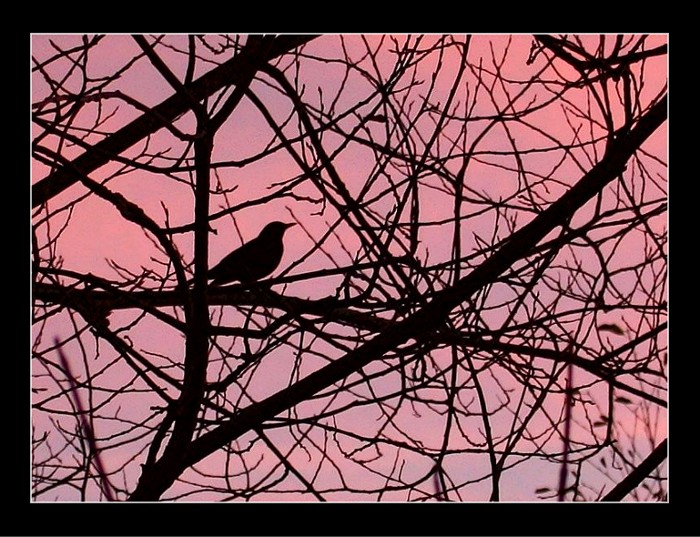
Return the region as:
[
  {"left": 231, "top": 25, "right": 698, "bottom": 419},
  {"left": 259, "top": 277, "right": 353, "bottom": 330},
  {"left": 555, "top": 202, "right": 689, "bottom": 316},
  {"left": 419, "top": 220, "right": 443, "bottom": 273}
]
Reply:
[{"left": 207, "top": 221, "right": 294, "bottom": 285}]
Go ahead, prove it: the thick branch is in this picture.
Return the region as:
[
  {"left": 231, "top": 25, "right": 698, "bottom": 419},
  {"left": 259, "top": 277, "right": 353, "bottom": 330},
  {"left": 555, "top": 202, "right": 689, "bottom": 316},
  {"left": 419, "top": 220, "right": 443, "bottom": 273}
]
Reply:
[
  {"left": 32, "top": 35, "right": 317, "bottom": 208},
  {"left": 601, "top": 438, "right": 667, "bottom": 501},
  {"left": 127, "top": 94, "right": 667, "bottom": 500}
]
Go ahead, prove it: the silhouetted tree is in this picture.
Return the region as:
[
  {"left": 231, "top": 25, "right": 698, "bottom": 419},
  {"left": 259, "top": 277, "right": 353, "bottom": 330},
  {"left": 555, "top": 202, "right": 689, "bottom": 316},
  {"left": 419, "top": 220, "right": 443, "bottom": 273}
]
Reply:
[{"left": 32, "top": 34, "right": 667, "bottom": 502}]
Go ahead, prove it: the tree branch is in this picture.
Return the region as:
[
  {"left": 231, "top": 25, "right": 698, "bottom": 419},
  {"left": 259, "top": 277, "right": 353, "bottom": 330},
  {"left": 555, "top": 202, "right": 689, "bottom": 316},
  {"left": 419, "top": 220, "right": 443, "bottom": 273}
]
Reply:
[
  {"left": 32, "top": 35, "right": 318, "bottom": 208},
  {"left": 601, "top": 438, "right": 667, "bottom": 501},
  {"left": 127, "top": 93, "right": 666, "bottom": 500}
]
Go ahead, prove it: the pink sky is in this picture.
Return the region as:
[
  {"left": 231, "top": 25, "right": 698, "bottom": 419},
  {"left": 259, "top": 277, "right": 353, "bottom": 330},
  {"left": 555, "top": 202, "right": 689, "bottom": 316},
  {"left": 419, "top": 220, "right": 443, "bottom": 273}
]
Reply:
[{"left": 32, "top": 34, "right": 667, "bottom": 502}]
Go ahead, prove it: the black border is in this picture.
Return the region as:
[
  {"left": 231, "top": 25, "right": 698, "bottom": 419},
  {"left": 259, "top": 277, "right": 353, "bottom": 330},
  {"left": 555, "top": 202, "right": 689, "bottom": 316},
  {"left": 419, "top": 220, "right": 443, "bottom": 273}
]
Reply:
[{"left": 25, "top": 27, "right": 683, "bottom": 537}]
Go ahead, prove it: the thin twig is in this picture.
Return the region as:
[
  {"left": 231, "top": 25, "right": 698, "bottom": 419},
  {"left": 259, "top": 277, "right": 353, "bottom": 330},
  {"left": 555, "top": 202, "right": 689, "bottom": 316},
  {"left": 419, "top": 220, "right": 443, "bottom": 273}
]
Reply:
[
  {"left": 54, "top": 338, "right": 115, "bottom": 501},
  {"left": 557, "top": 363, "right": 574, "bottom": 501}
]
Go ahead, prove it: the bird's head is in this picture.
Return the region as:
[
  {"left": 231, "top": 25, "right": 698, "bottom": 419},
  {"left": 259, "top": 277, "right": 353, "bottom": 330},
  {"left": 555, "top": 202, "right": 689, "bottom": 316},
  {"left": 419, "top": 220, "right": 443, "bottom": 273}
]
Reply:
[{"left": 261, "top": 221, "right": 294, "bottom": 238}]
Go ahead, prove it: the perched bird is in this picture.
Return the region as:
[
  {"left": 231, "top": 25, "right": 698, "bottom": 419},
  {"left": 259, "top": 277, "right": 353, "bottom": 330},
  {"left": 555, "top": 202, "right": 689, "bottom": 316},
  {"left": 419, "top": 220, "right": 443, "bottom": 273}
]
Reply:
[{"left": 207, "top": 221, "right": 294, "bottom": 285}]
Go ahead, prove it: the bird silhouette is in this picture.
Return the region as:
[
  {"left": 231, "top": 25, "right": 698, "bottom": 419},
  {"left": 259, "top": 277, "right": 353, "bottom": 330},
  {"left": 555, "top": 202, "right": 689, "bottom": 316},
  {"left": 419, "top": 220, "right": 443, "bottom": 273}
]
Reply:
[{"left": 207, "top": 221, "right": 294, "bottom": 285}]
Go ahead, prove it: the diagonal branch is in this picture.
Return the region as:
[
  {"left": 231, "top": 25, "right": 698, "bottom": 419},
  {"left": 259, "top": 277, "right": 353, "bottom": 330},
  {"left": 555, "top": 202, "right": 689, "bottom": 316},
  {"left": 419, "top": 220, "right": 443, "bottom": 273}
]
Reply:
[
  {"left": 32, "top": 35, "right": 318, "bottom": 208},
  {"left": 127, "top": 93, "right": 666, "bottom": 500},
  {"left": 601, "top": 438, "right": 667, "bottom": 501}
]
